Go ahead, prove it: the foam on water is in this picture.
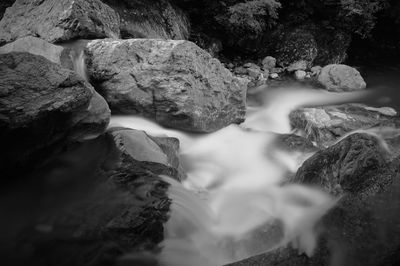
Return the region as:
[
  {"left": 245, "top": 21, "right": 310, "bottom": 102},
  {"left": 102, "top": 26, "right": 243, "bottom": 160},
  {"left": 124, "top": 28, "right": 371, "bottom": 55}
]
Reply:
[{"left": 109, "top": 86, "right": 375, "bottom": 265}]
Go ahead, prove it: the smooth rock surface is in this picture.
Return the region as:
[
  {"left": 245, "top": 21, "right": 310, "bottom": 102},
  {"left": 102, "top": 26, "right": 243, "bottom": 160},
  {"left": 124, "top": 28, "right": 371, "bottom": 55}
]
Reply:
[
  {"left": 0, "top": 0, "right": 120, "bottom": 45},
  {"left": 289, "top": 104, "right": 400, "bottom": 148},
  {"left": 0, "top": 52, "right": 109, "bottom": 177},
  {"left": 317, "top": 64, "right": 367, "bottom": 92},
  {"left": 86, "top": 38, "right": 246, "bottom": 132}
]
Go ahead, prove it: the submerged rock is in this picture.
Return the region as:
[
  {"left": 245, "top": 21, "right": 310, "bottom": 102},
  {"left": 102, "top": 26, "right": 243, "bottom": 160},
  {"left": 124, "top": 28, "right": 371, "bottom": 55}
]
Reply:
[
  {"left": 86, "top": 38, "right": 246, "bottom": 132},
  {"left": 0, "top": 0, "right": 120, "bottom": 45},
  {"left": 317, "top": 64, "right": 366, "bottom": 92},
  {"left": 228, "top": 133, "right": 400, "bottom": 266},
  {"left": 102, "top": 0, "right": 190, "bottom": 40},
  {"left": 0, "top": 52, "right": 110, "bottom": 178},
  {"left": 289, "top": 104, "right": 400, "bottom": 148}
]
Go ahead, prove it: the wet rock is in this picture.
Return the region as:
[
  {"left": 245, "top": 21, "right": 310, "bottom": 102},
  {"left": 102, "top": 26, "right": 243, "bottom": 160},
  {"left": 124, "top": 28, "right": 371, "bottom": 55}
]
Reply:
[
  {"left": 0, "top": 0, "right": 120, "bottom": 45},
  {"left": 12, "top": 127, "right": 183, "bottom": 266},
  {"left": 275, "top": 134, "right": 318, "bottom": 153},
  {"left": 289, "top": 104, "right": 400, "bottom": 148},
  {"left": 262, "top": 56, "right": 276, "bottom": 70},
  {"left": 318, "top": 64, "right": 367, "bottom": 92},
  {"left": 294, "top": 70, "right": 307, "bottom": 80},
  {"left": 228, "top": 133, "right": 400, "bottom": 266},
  {"left": 293, "top": 133, "right": 390, "bottom": 196},
  {"left": 86, "top": 38, "right": 246, "bottom": 132},
  {"left": 102, "top": 0, "right": 189, "bottom": 40},
  {"left": 0, "top": 52, "right": 110, "bottom": 178}
]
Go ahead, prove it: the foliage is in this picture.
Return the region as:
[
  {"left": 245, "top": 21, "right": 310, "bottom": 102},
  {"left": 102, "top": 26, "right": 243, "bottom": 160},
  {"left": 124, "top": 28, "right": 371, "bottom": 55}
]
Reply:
[{"left": 226, "top": 0, "right": 281, "bottom": 34}]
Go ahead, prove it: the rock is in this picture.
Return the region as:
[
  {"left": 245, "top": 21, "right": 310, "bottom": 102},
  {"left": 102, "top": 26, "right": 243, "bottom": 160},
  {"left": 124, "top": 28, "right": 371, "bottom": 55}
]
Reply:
[
  {"left": 287, "top": 60, "right": 308, "bottom": 72},
  {"left": 310, "top": 66, "right": 322, "bottom": 76},
  {"left": 289, "top": 104, "right": 400, "bottom": 148},
  {"left": 270, "top": 67, "right": 284, "bottom": 74},
  {"left": 293, "top": 133, "right": 390, "bottom": 196},
  {"left": 0, "top": 52, "right": 110, "bottom": 178},
  {"left": 10, "top": 127, "right": 184, "bottom": 266},
  {"left": 294, "top": 70, "right": 307, "bottom": 80},
  {"left": 86, "top": 39, "right": 246, "bottom": 132},
  {"left": 234, "top": 66, "right": 248, "bottom": 75},
  {"left": 317, "top": 64, "right": 367, "bottom": 92},
  {"left": 0, "top": 0, "right": 120, "bottom": 45},
  {"left": 0, "top": 36, "right": 74, "bottom": 68},
  {"left": 102, "top": 0, "right": 189, "bottom": 40},
  {"left": 275, "top": 134, "right": 318, "bottom": 154},
  {"left": 270, "top": 73, "right": 279, "bottom": 79},
  {"left": 247, "top": 67, "right": 261, "bottom": 79},
  {"left": 262, "top": 56, "right": 276, "bottom": 70},
  {"left": 228, "top": 133, "right": 400, "bottom": 266},
  {"left": 243, "top": 62, "right": 259, "bottom": 69}
]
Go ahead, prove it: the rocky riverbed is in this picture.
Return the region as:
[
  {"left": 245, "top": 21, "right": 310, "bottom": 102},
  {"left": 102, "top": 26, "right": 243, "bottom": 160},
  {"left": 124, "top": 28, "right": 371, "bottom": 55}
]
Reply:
[{"left": 1, "top": 0, "right": 400, "bottom": 266}]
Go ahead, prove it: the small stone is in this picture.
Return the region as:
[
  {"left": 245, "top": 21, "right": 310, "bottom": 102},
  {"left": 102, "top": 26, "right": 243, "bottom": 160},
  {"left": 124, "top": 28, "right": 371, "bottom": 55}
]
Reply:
[
  {"left": 262, "top": 56, "right": 276, "bottom": 70},
  {"left": 294, "top": 70, "right": 307, "bottom": 80},
  {"left": 247, "top": 67, "right": 261, "bottom": 78},
  {"left": 270, "top": 73, "right": 279, "bottom": 79},
  {"left": 311, "top": 66, "right": 322, "bottom": 76}
]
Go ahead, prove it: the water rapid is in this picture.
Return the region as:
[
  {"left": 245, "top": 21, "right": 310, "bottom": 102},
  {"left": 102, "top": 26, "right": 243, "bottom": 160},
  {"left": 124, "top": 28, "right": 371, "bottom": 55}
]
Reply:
[{"left": 110, "top": 86, "right": 377, "bottom": 266}]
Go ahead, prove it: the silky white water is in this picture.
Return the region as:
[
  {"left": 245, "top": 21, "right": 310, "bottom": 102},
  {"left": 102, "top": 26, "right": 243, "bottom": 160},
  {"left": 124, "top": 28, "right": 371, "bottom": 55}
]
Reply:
[{"left": 110, "top": 87, "right": 377, "bottom": 266}]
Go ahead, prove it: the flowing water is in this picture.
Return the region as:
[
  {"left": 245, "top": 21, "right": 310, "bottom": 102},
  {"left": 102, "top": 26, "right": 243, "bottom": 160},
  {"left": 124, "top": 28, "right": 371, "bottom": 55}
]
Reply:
[
  {"left": 70, "top": 48, "right": 400, "bottom": 265},
  {"left": 110, "top": 87, "right": 380, "bottom": 266}
]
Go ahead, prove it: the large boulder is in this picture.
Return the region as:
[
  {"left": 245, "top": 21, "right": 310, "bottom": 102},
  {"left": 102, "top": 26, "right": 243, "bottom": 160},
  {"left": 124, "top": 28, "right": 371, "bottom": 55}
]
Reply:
[
  {"left": 289, "top": 104, "right": 400, "bottom": 148},
  {"left": 86, "top": 38, "right": 247, "bottom": 132},
  {"left": 0, "top": 0, "right": 120, "bottom": 45},
  {"left": 102, "top": 0, "right": 190, "bottom": 40},
  {"left": 2, "top": 127, "right": 183, "bottom": 265},
  {"left": 317, "top": 64, "right": 367, "bottom": 92},
  {"left": 0, "top": 52, "right": 110, "bottom": 178},
  {"left": 228, "top": 133, "right": 400, "bottom": 266}
]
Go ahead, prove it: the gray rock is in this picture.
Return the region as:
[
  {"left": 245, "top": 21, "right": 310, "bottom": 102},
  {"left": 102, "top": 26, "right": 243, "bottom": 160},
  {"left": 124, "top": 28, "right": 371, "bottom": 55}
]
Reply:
[
  {"left": 102, "top": 0, "right": 189, "bottom": 40},
  {"left": 317, "top": 64, "right": 367, "bottom": 92},
  {"left": 310, "top": 65, "right": 322, "bottom": 76},
  {"left": 86, "top": 38, "right": 246, "bottom": 132},
  {"left": 0, "top": 52, "right": 110, "bottom": 176},
  {"left": 289, "top": 104, "right": 400, "bottom": 148},
  {"left": 0, "top": 36, "right": 74, "bottom": 68},
  {"left": 262, "top": 56, "right": 276, "bottom": 70},
  {"left": 0, "top": 0, "right": 120, "bottom": 45},
  {"left": 294, "top": 70, "right": 307, "bottom": 80},
  {"left": 247, "top": 67, "right": 261, "bottom": 79},
  {"left": 270, "top": 73, "right": 279, "bottom": 79}
]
